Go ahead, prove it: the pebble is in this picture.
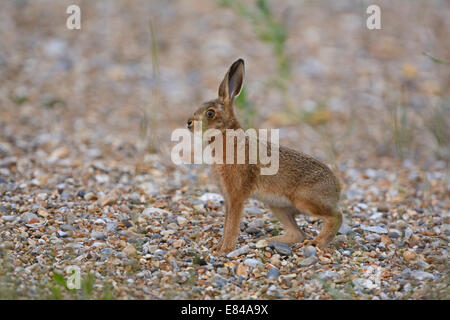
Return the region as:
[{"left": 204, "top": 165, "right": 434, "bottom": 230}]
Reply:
[
  {"left": 269, "top": 241, "right": 292, "bottom": 256},
  {"left": 244, "top": 258, "right": 263, "bottom": 268},
  {"left": 388, "top": 229, "right": 401, "bottom": 239},
  {"left": 298, "top": 256, "right": 318, "bottom": 267},
  {"left": 255, "top": 239, "right": 268, "bottom": 248},
  {"left": 57, "top": 230, "right": 68, "bottom": 238},
  {"left": 245, "top": 227, "right": 262, "bottom": 235},
  {"left": 226, "top": 245, "right": 250, "bottom": 258},
  {"left": 122, "top": 245, "right": 137, "bottom": 257},
  {"left": 270, "top": 254, "right": 281, "bottom": 267},
  {"left": 338, "top": 223, "right": 352, "bottom": 235},
  {"left": 98, "top": 192, "right": 118, "bottom": 207},
  {"left": 404, "top": 227, "right": 413, "bottom": 241},
  {"left": 22, "top": 212, "right": 38, "bottom": 223},
  {"left": 106, "top": 222, "right": 118, "bottom": 232},
  {"left": 411, "top": 270, "right": 435, "bottom": 281},
  {"left": 303, "top": 245, "right": 317, "bottom": 258},
  {"left": 90, "top": 231, "right": 107, "bottom": 240},
  {"left": 353, "top": 278, "right": 377, "bottom": 290},
  {"left": 199, "top": 193, "right": 224, "bottom": 204},
  {"left": 84, "top": 192, "right": 96, "bottom": 201},
  {"left": 1, "top": 215, "right": 17, "bottom": 222},
  {"left": 236, "top": 263, "right": 249, "bottom": 277},
  {"left": 173, "top": 239, "right": 185, "bottom": 248},
  {"left": 403, "top": 250, "right": 417, "bottom": 262},
  {"left": 266, "top": 267, "right": 280, "bottom": 279},
  {"left": 319, "top": 270, "right": 338, "bottom": 280},
  {"left": 360, "top": 225, "right": 388, "bottom": 234},
  {"left": 176, "top": 216, "right": 188, "bottom": 226},
  {"left": 247, "top": 219, "right": 264, "bottom": 229},
  {"left": 266, "top": 285, "right": 282, "bottom": 298}
]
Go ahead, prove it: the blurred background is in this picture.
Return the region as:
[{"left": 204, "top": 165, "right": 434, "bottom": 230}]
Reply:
[
  {"left": 0, "top": 0, "right": 449, "bottom": 300},
  {"left": 0, "top": 0, "right": 448, "bottom": 171}
]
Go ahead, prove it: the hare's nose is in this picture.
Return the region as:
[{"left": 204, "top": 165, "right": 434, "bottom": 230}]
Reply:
[{"left": 187, "top": 120, "right": 193, "bottom": 128}]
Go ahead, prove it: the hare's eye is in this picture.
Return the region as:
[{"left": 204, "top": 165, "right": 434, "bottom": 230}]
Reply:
[{"left": 206, "top": 109, "right": 215, "bottom": 118}]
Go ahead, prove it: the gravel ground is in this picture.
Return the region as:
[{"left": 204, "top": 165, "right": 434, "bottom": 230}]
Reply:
[{"left": 0, "top": 0, "right": 449, "bottom": 299}]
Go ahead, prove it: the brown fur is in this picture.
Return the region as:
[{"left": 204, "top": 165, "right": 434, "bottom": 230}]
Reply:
[{"left": 187, "top": 59, "right": 342, "bottom": 255}]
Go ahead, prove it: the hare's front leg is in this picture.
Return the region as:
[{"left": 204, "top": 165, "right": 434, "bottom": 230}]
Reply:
[{"left": 214, "top": 196, "right": 245, "bottom": 255}]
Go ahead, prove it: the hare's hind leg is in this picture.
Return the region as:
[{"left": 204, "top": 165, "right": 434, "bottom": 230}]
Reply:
[
  {"left": 265, "top": 206, "right": 306, "bottom": 245},
  {"left": 298, "top": 199, "right": 342, "bottom": 248}
]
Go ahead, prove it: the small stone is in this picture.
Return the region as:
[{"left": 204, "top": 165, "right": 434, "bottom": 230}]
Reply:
[
  {"left": 61, "top": 224, "right": 75, "bottom": 231},
  {"left": 94, "top": 218, "right": 106, "bottom": 225},
  {"left": 90, "top": 231, "right": 107, "bottom": 240},
  {"left": 360, "top": 225, "right": 388, "bottom": 234},
  {"left": 141, "top": 207, "right": 168, "bottom": 218},
  {"left": 353, "top": 278, "right": 377, "bottom": 290},
  {"left": 319, "top": 270, "right": 338, "bottom": 280},
  {"left": 403, "top": 250, "right": 417, "bottom": 262},
  {"left": 226, "top": 245, "right": 250, "bottom": 258},
  {"left": 255, "top": 239, "right": 268, "bottom": 248},
  {"left": 244, "top": 258, "right": 263, "bottom": 268},
  {"left": 0, "top": 206, "right": 8, "bottom": 215},
  {"left": 84, "top": 192, "right": 96, "bottom": 201},
  {"left": 98, "top": 192, "right": 118, "bottom": 207},
  {"left": 193, "top": 204, "right": 206, "bottom": 213},
  {"left": 176, "top": 216, "right": 188, "bottom": 226},
  {"left": 100, "top": 248, "right": 114, "bottom": 258},
  {"left": 95, "top": 174, "right": 109, "bottom": 184},
  {"left": 22, "top": 212, "right": 38, "bottom": 223},
  {"left": 266, "top": 267, "right": 280, "bottom": 280},
  {"left": 298, "top": 256, "right": 318, "bottom": 267},
  {"left": 1, "top": 215, "right": 16, "bottom": 222},
  {"left": 122, "top": 220, "right": 132, "bottom": 228},
  {"left": 338, "top": 223, "right": 352, "bottom": 235},
  {"left": 366, "top": 233, "right": 381, "bottom": 242},
  {"left": 76, "top": 190, "right": 85, "bottom": 198},
  {"left": 303, "top": 245, "right": 317, "bottom": 258},
  {"left": 269, "top": 241, "right": 292, "bottom": 256},
  {"left": 335, "top": 235, "right": 347, "bottom": 243},
  {"left": 266, "top": 285, "right": 282, "bottom": 298},
  {"left": 246, "top": 226, "right": 262, "bottom": 235},
  {"left": 270, "top": 254, "right": 281, "bottom": 267},
  {"left": 106, "top": 222, "right": 117, "bottom": 232},
  {"left": 173, "top": 239, "right": 185, "bottom": 248},
  {"left": 217, "top": 267, "right": 228, "bottom": 275},
  {"left": 199, "top": 193, "right": 224, "bottom": 204},
  {"left": 404, "top": 227, "right": 413, "bottom": 241},
  {"left": 37, "top": 193, "right": 48, "bottom": 201},
  {"left": 381, "top": 234, "right": 392, "bottom": 245},
  {"left": 57, "top": 230, "right": 68, "bottom": 238},
  {"left": 236, "top": 263, "right": 249, "bottom": 277},
  {"left": 388, "top": 229, "right": 401, "bottom": 239},
  {"left": 411, "top": 270, "right": 435, "bottom": 281},
  {"left": 37, "top": 207, "right": 49, "bottom": 218},
  {"left": 418, "top": 260, "right": 431, "bottom": 270},
  {"left": 122, "top": 245, "right": 137, "bottom": 257},
  {"left": 248, "top": 219, "right": 264, "bottom": 229},
  {"left": 129, "top": 192, "right": 141, "bottom": 204}
]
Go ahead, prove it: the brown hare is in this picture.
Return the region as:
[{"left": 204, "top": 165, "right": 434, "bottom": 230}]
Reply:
[{"left": 187, "top": 59, "right": 342, "bottom": 255}]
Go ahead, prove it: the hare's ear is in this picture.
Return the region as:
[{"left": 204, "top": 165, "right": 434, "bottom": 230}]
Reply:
[{"left": 218, "top": 58, "right": 245, "bottom": 105}]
